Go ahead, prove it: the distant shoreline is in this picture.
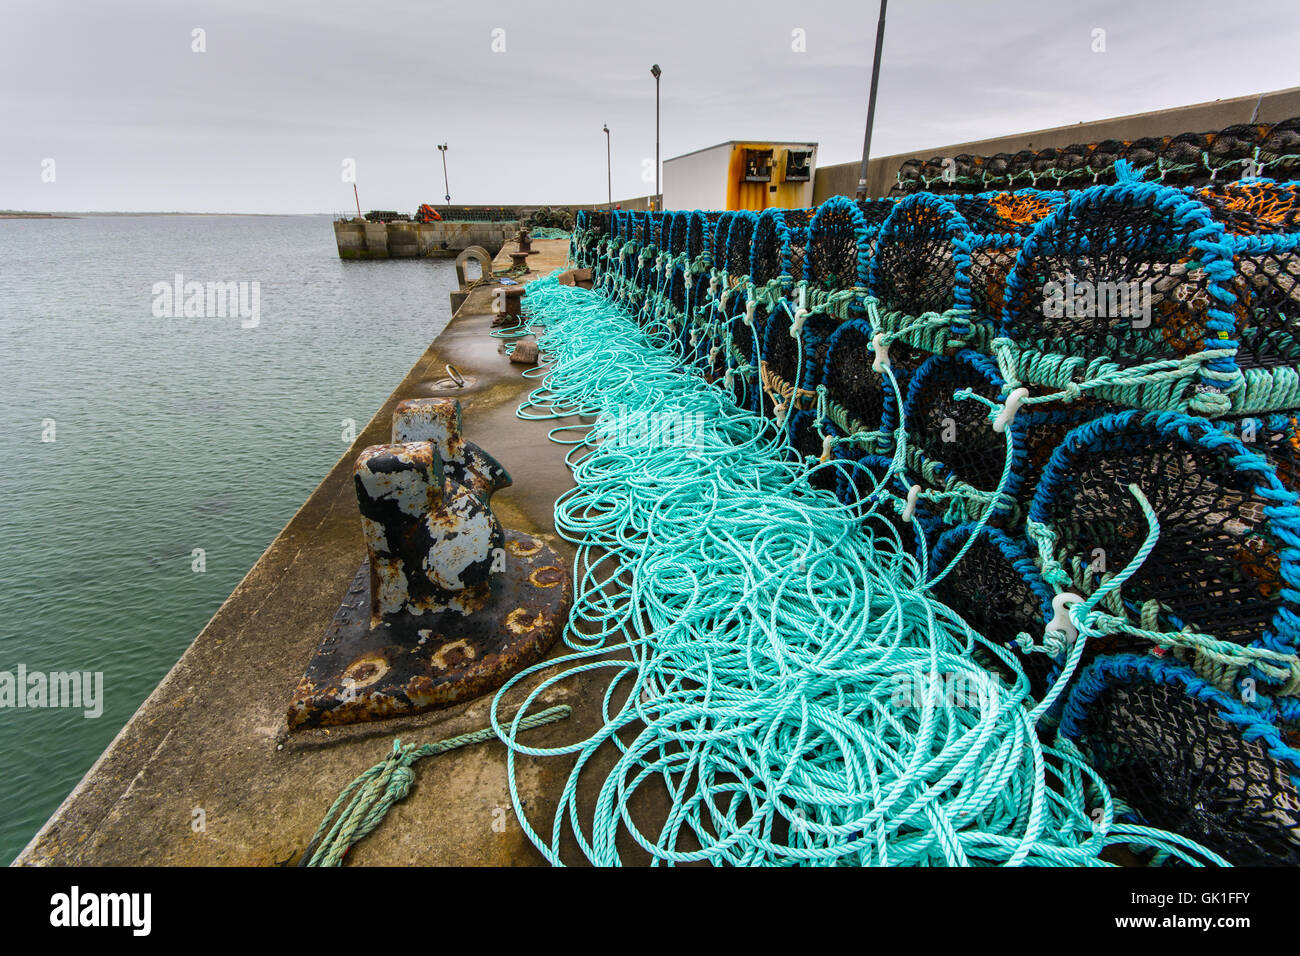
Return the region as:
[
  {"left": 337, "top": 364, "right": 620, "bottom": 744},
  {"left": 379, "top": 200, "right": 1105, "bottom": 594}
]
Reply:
[{"left": 0, "top": 211, "right": 332, "bottom": 219}]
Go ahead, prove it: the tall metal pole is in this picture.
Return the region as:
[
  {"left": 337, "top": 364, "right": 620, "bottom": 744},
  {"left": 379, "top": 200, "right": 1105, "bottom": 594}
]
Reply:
[
  {"left": 438, "top": 143, "right": 450, "bottom": 206},
  {"left": 856, "top": 0, "right": 888, "bottom": 200},
  {"left": 651, "top": 64, "right": 661, "bottom": 211},
  {"left": 603, "top": 124, "right": 612, "bottom": 210}
]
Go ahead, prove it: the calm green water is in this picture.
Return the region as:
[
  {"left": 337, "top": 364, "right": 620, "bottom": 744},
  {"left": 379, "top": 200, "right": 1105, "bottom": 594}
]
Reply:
[{"left": 0, "top": 215, "right": 458, "bottom": 862}]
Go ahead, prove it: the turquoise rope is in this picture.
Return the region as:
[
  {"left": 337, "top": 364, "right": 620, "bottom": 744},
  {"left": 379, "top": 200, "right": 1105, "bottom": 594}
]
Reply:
[
  {"left": 488, "top": 274, "right": 1225, "bottom": 867},
  {"left": 302, "top": 704, "right": 572, "bottom": 866}
]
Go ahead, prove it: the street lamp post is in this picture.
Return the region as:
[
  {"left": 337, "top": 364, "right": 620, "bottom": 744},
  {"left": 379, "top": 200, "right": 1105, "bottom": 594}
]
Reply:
[
  {"left": 603, "top": 124, "right": 612, "bottom": 210},
  {"left": 650, "top": 64, "right": 661, "bottom": 211},
  {"left": 856, "top": 1, "right": 888, "bottom": 199},
  {"left": 437, "top": 143, "right": 451, "bottom": 207}
]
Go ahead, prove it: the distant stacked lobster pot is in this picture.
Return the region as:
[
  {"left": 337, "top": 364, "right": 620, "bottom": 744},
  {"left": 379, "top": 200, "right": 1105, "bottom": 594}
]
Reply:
[{"left": 566, "top": 120, "right": 1300, "bottom": 865}]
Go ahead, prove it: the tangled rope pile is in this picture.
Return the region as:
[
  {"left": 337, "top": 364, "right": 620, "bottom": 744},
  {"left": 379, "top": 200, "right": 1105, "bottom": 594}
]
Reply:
[{"left": 488, "top": 274, "right": 1224, "bottom": 866}]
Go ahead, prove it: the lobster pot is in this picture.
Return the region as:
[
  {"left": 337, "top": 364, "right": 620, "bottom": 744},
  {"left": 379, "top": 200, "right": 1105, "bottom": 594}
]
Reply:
[
  {"left": 777, "top": 309, "right": 843, "bottom": 454},
  {"left": 787, "top": 225, "right": 811, "bottom": 291},
  {"left": 928, "top": 524, "right": 1058, "bottom": 700},
  {"left": 759, "top": 302, "right": 838, "bottom": 425},
  {"left": 750, "top": 208, "right": 795, "bottom": 293},
  {"left": 613, "top": 212, "right": 639, "bottom": 290},
  {"left": 575, "top": 209, "right": 611, "bottom": 270},
  {"left": 834, "top": 453, "right": 938, "bottom": 568},
  {"left": 631, "top": 244, "right": 653, "bottom": 312},
  {"left": 593, "top": 211, "right": 624, "bottom": 288},
  {"left": 689, "top": 211, "right": 718, "bottom": 265},
  {"left": 666, "top": 211, "right": 689, "bottom": 258},
  {"left": 870, "top": 193, "right": 976, "bottom": 350},
  {"left": 956, "top": 191, "right": 1064, "bottom": 328},
  {"left": 633, "top": 211, "right": 654, "bottom": 247},
  {"left": 870, "top": 191, "right": 1062, "bottom": 354},
  {"left": 806, "top": 196, "right": 880, "bottom": 293},
  {"left": 780, "top": 208, "right": 814, "bottom": 286},
  {"left": 683, "top": 265, "right": 719, "bottom": 374},
  {"left": 1000, "top": 179, "right": 1300, "bottom": 416},
  {"left": 1193, "top": 181, "right": 1300, "bottom": 395},
  {"left": 666, "top": 261, "right": 688, "bottom": 322},
  {"left": 1263, "top": 118, "right": 1300, "bottom": 181},
  {"left": 725, "top": 290, "right": 766, "bottom": 414},
  {"left": 785, "top": 409, "right": 837, "bottom": 493},
  {"left": 1029, "top": 410, "right": 1300, "bottom": 676},
  {"left": 1059, "top": 654, "right": 1300, "bottom": 866},
  {"left": 648, "top": 211, "right": 668, "bottom": 249},
  {"left": 901, "top": 350, "right": 1105, "bottom": 528},
  {"left": 570, "top": 209, "right": 588, "bottom": 266},
  {"left": 1215, "top": 412, "right": 1300, "bottom": 491},
  {"left": 888, "top": 117, "right": 1300, "bottom": 197},
  {"left": 724, "top": 212, "right": 758, "bottom": 288},
  {"left": 819, "top": 318, "right": 924, "bottom": 459},
  {"left": 710, "top": 213, "right": 736, "bottom": 279}
]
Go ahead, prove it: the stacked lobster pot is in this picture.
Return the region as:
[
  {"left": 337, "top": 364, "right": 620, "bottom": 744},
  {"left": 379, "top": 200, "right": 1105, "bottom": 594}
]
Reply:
[
  {"left": 772, "top": 198, "right": 898, "bottom": 495},
  {"left": 893, "top": 117, "right": 1300, "bottom": 196},
  {"left": 989, "top": 175, "right": 1300, "bottom": 864},
  {"left": 561, "top": 161, "right": 1300, "bottom": 864},
  {"left": 858, "top": 191, "right": 1063, "bottom": 534}
]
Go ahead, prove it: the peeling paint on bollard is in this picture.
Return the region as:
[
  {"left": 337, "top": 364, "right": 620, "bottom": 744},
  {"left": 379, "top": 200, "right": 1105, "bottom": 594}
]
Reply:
[
  {"left": 287, "top": 403, "right": 570, "bottom": 731},
  {"left": 390, "top": 397, "right": 511, "bottom": 504},
  {"left": 354, "top": 442, "right": 501, "bottom": 624}
]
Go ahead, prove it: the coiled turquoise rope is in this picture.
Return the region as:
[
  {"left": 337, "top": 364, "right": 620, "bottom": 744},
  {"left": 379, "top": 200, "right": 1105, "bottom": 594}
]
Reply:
[{"left": 489, "top": 274, "right": 1226, "bottom": 867}]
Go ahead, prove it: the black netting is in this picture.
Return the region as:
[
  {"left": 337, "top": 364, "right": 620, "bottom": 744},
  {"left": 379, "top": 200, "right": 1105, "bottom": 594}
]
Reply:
[
  {"left": 726, "top": 215, "right": 756, "bottom": 278},
  {"left": 669, "top": 212, "right": 689, "bottom": 255},
  {"left": 928, "top": 528, "right": 1055, "bottom": 699},
  {"left": 712, "top": 214, "right": 733, "bottom": 265},
  {"left": 668, "top": 264, "right": 686, "bottom": 316},
  {"left": 1002, "top": 196, "right": 1224, "bottom": 368},
  {"left": 905, "top": 355, "right": 1010, "bottom": 497},
  {"left": 808, "top": 198, "right": 870, "bottom": 291},
  {"left": 761, "top": 306, "right": 800, "bottom": 389},
  {"left": 687, "top": 212, "right": 711, "bottom": 261},
  {"left": 750, "top": 211, "right": 787, "bottom": 286},
  {"left": 822, "top": 321, "right": 924, "bottom": 440},
  {"left": 1037, "top": 418, "right": 1288, "bottom": 645},
  {"left": 788, "top": 226, "right": 810, "bottom": 285},
  {"left": 870, "top": 197, "right": 961, "bottom": 316},
  {"left": 1069, "top": 665, "right": 1300, "bottom": 866}
]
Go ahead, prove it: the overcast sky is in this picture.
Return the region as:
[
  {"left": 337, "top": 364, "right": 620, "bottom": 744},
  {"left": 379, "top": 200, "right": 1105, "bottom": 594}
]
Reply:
[{"left": 3, "top": 0, "right": 1297, "bottom": 213}]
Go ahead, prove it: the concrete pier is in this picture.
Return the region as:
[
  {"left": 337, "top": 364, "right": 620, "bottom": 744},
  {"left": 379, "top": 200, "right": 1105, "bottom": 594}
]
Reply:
[
  {"left": 15, "top": 238, "right": 658, "bottom": 866},
  {"left": 334, "top": 219, "right": 522, "bottom": 259}
]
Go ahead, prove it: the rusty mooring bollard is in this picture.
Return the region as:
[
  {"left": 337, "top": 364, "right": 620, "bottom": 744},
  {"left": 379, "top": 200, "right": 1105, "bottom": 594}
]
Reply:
[
  {"left": 288, "top": 399, "right": 571, "bottom": 730},
  {"left": 492, "top": 283, "right": 525, "bottom": 320},
  {"left": 510, "top": 340, "right": 540, "bottom": 365}
]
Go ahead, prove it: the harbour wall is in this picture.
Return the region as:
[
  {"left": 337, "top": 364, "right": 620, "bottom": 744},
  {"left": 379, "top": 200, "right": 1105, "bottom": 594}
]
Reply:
[
  {"left": 334, "top": 219, "right": 520, "bottom": 259},
  {"left": 812, "top": 85, "right": 1300, "bottom": 202}
]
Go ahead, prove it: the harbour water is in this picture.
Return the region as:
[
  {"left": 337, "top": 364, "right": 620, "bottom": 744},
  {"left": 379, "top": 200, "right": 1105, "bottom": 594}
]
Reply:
[{"left": 0, "top": 215, "right": 458, "bottom": 862}]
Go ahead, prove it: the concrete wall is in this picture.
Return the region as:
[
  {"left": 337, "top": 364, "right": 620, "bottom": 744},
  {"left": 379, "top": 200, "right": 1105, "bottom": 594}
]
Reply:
[
  {"left": 334, "top": 219, "right": 518, "bottom": 259},
  {"left": 604, "top": 194, "right": 661, "bottom": 212},
  {"left": 813, "top": 86, "right": 1300, "bottom": 202}
]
